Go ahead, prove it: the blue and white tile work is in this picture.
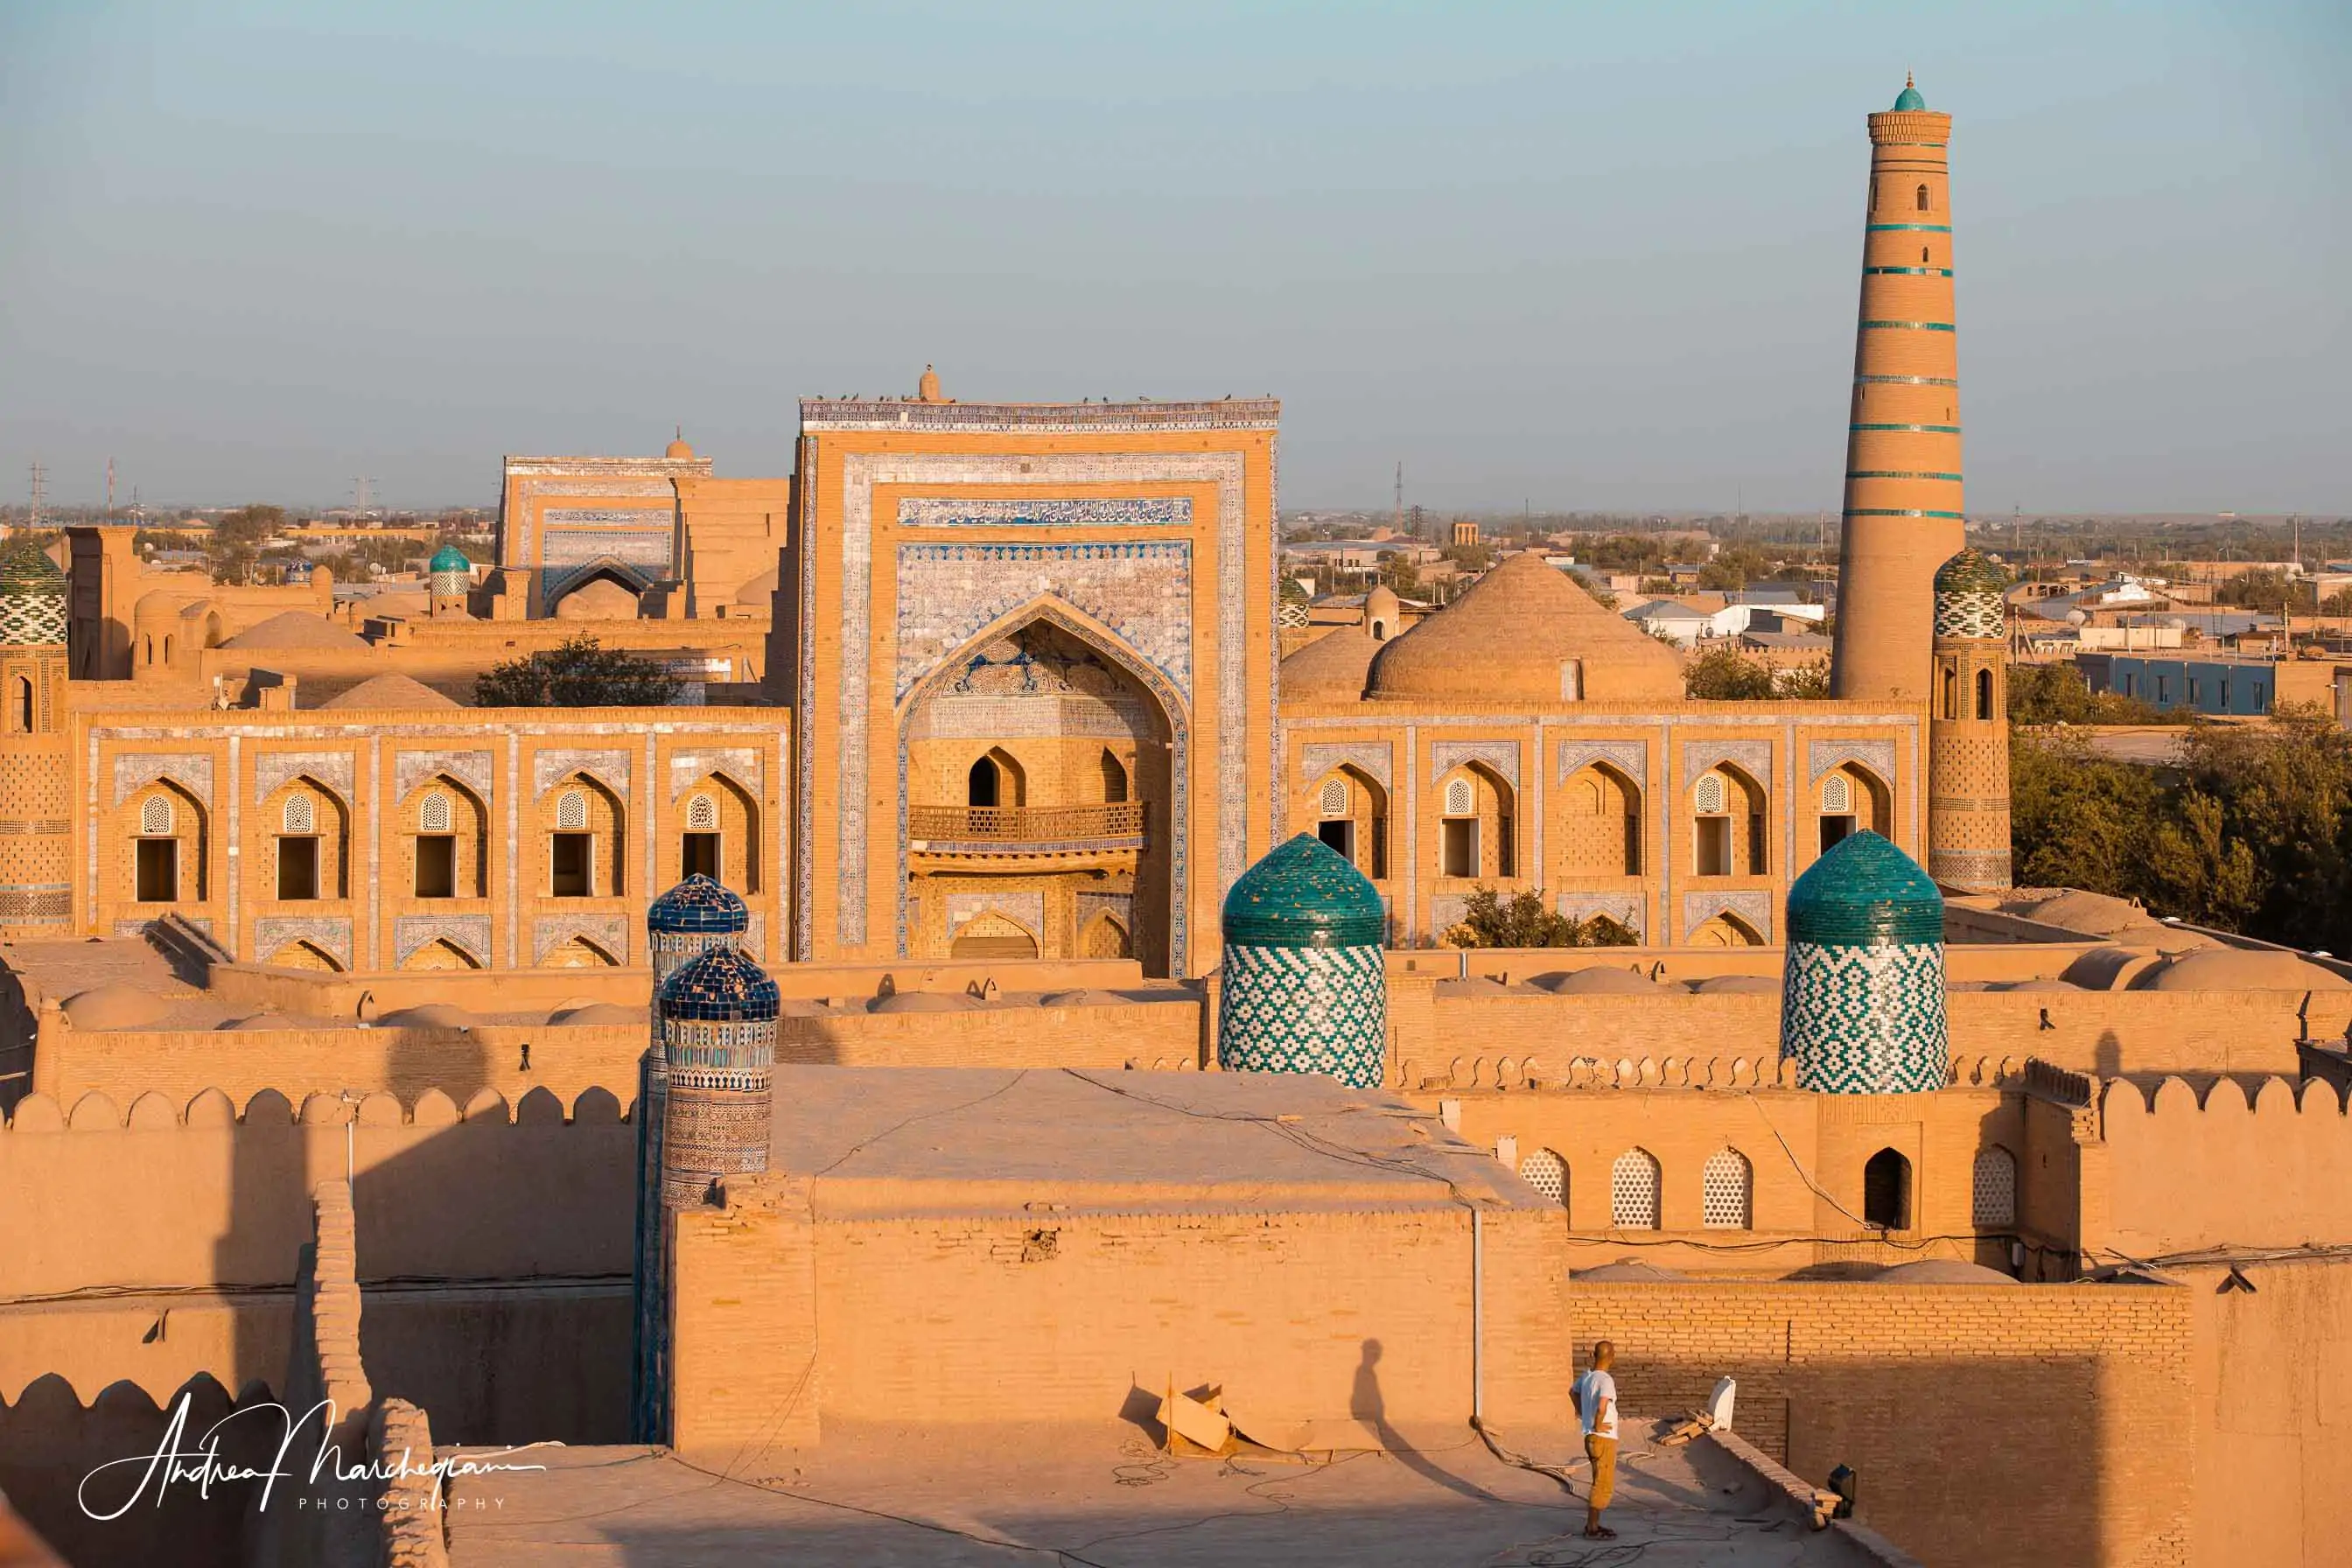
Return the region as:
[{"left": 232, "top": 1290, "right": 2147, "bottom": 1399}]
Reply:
[
  {"left": 897, "top": 497, "right": 1191, "bottom": 529},
  {"left": 1217, "top": 834, "right": 1388, "bottom": 1090},
  {"left": 1779, "top": 830, "right": 1948, "bottom": 1095},
  {"left": 892, "top": 542, "right": 1194, "bottom": 704},
  {"left": 0, "top": 536, "right": 67, "bottom": 646}
]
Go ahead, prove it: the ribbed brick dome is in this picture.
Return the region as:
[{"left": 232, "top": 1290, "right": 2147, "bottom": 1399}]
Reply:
[{"left": 1364, "top": 552, "right": 1680, "bottom": 704}]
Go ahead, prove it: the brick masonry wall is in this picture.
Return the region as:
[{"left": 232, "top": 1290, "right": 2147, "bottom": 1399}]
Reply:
[
  {"left": 1566, "top": 1280, "right": 2191, "bottom": 1568},
  {"left": 2096, "top": 1075, "right": 2352, "bottom": 1256}
]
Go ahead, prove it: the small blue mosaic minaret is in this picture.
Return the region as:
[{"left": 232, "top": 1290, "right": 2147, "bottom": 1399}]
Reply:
[
  {"left": 1217, "top": 833, "right": 1389, "bottom": 1089},
  {"left": 630, "top": 875, "right": 749, "bottom": 1445},
  {"left": 427, "top": 543, "right": 472, "bottom": 618},
  {"left": 1780, "top": 830, "right": 1949, "bottom": 1094}
]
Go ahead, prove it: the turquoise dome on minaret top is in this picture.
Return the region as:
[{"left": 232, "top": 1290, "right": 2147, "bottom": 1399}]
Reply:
[
  {"left": 1216, "top": 834, "right": 1389, "bottom": 1088},
  {"left": 1893, "top": 74, "right": 1926, "bottom": 111},
  {"left": 1780, "top": 831, "right": 1948, "bottom": 1094},
  {"left": 428, "top": 544, "right": 472, "bottom": 574}
]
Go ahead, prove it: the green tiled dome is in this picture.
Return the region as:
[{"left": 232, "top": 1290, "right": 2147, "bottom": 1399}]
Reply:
[
  {"left": 428, "top": 544, "right": 472, "bottom": 574},
  {"left": 0, "top": 535, "right": 65, "bottom": 596},
  {"left": 1786, "top": 831, "right": 1942, "bottom": 948},
  {"left": 0, "top": 535, "right": 67, "bottom": 647},
  {"left": 1933, "top": 548, "right": 2006, "bottom": 596},
  {"left": 1222, "top": 833, "right": 1386, "bottom": 949},
  {"left": 1893, "top": 76, "right": 1926, "bottom": 111}
]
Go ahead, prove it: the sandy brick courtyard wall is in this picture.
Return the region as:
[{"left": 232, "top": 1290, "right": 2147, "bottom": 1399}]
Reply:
[
  {"left": 2094, "top": 1075, "right": 2352, "bottom": 1256},
  {"left": 668, "top": 1180, "right": 1570, "bottom": 1459},
  {"left": 1567, "top": 1280, "right": 2191, "bottom": 1568}
]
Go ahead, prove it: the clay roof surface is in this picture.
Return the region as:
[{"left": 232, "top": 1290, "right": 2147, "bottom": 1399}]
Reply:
[
  {"left": 317, "top": 674, "right": 459, "bottom": 710},
  {"left": 1278, "top": 623, "right": 1380, "bottom": 701},
  {"left": 218, "top": 610, "right": 367, "bottom": 649},
  {"left": 766, "top": 1066, "right": 1535, "bottom": 1218},
  {"left": 1365, "top": 551, "right": 1683, "bottom": 704}
]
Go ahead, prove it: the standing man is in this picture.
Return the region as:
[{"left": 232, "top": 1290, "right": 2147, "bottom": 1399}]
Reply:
[{"left": 1570, "top": 1340, "right": 1619, "bottom": 1541}]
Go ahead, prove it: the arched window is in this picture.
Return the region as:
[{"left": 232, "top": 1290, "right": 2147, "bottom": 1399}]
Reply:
[
  {"left": 1915, "top": 183, "right": 1929, "bottom": 212},
  {"left": 1610, "top": 1148, "right": 1662, "bottom": 1230},
  {"left": 141, "top": 795, "right": 175, "bottom": 836},
  {"left": 283, "top": 794, "right": 315, "bottom": 835},
  {"left": 1100, "top": 749, "right": 1128, "bottom": 804},
  {"left": 1942, "top": 667, "right": 1958, "bottom": 721},
  {"left": 143, "top": 635, "right": 153, "bottom": 665},
  {"left": 419, "top": 790, "right": 452, "bottom": 834},
  {"left": 1444, "top": 777, "right": 1474, "bottom": 817},
  {"left": 1972, "top": 1146, "right": 2018, "bottom": 1228},
  {"left": 1702, "top": 1149, "right": 1753, "bottom": 1230},
  {"left": 9, "top": 675, "right": 29, "bottom": 733},
  {"left": 1871, "top": 178, "right": 1880, "bottom": 210},
  {"left": 1921, "top": 246, "right": 1929, "bottom": 264},
  {"left": 1694, "top": 774, "right": 1724, "bottom": 816},
  {"left": 1976, "top": 668, "right": 1995, "bottom": 721},
  {"left": 556, "top": 788, "right": 589, "bottom": 831},
  {"left": 967, "top": 756, "right": 999, "bottom": 809},
  {"left": 1518, "top": 1148, "right": 1567, "bottom": 1208},
  {"left": 1822, "top": 774, "right": 1852, "bottom": 814},
  {"left": 1320, "top": 777, "right": 1349, "bottom": 818},
  {"left": 1864, "top": 1148, "right": 1912, "bottom": 1229},
  {"left": 163, "top": 635, "right": 172, "bottom": 665},
  {"left": 685, "top": 793, "right": 718, "bottom": 831},
  {"left": 1371, "top": 620, "right": 1388, "bottom": 641}
]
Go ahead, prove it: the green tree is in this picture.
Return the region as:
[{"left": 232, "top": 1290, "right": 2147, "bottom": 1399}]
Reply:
[
  {"left": 2320, "top": 589, "right": 2352, "bottom": 617},
  {"left": 213, "top": 505, "right": 287, "bottom": 546},
  {"left": 1439, "top": 886, "right": 1642, "bottom": 948},
  {"left": 475, "top": 635, "right": 683, "bottom": 707},
  {"left": 1684, "top": 648, "right": 1777, "bottom": 701},
  {"left": 2216, "top": 569, "right": 2292, "bottom": 614},
  {"left": 1376, "top": 552, "right": 1420, "bottom": 594},
  {"left": 1775, "top": 662, "right": 1831, "bottom": 699},
  {"left": 2007, "top": 730, "right": 2163, "bottom": 899},
  {"left": 1698, "top": 546, "right": 1772, "bottom": 592},
  {"left": 2007, "top": 662, "right": 2166, "bottom": 725}
]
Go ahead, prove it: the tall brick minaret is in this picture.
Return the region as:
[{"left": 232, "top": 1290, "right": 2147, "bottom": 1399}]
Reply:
[{"left": 1830, "top": 75, "right": 1964, "bottom": 704}]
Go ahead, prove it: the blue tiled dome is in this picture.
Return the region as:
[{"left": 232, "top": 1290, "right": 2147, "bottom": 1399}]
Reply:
[
  {"left": 0, "top": 535, "right": 67, "bottom": 647},
  {"left": 1787, "top": 831, "right": 1942, "bottom": 948},
  {"left": 648, "top": 874, "right": 749, "bottom": 935},
  {"left": 657, "top": 946, "right": 779, "bottom": 1023},
  {"left": 1222, "top": 833, "right": 1386, "bottom": 949},
  {"left": 1893, "top": 75, "right": 1925, "bottom": 111},
  {"left": 1933, "top": 549, "right": 2005, "bottom": 597},
  {"left": 428, "top": 544, "right": 472, "bottom": 574}
]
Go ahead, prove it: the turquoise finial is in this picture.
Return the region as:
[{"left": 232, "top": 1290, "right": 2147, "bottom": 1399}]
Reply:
[{"left": 1893, "top": 73, "right": 1925, "bottom": 111}]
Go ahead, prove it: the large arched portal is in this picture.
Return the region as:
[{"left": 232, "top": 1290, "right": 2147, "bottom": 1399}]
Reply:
[{"left": 901, "top": 612, "right": 1180, "bottom": 975}]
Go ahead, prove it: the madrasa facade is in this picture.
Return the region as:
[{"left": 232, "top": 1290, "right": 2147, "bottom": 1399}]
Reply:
[{"left": 0, "top": 370, "right": 1984, "bottom": 976}]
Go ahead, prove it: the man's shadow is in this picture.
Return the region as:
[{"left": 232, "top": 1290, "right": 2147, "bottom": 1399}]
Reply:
[{"left": 1348, "top": 1338, "right": 1508, "bottom": 1504}]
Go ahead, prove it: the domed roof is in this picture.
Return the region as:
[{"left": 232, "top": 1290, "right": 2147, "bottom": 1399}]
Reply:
[
  {"left": 1787, "top": 830, "right": 1942, "bottom": 948},
  {"left": 1893, "top": 74, "right": 1926, "bottom": 111},
  {"left": 1365, "top": 583, "right": 1401, "bottom": 621},
  {"left": 1279, "top": 625, "right": 1379, "bottom": 702},
  {"left": 648, "top": 874, "right": 750, "bottom": 936},
  {"left": 428, "top": 544, "right": 472, "bottom": 574},
  {"left": 1530, "top": 966, "right": 1661, "bottom": 995},
  {"left": 545, "top": 1001, "right": 642, "bottom": 1026},
  {"left": 1573, "top": 1260, "right": 1689, "bottom": 1282},
  {"left": 2128, "top": 948, "right": 2350, "bottom": 993},
  {"left": 733, "top": 566, "right": 780, "bottom": 606},
  {"left": 1690, "top": 974, "right": 1780, "bottom": 994},
  {"left": 1365, "top": 552, "right": 1681, "bottom": 704},
  {"left": 378, "top": 1003, "right": 477, "bottom": 1030},
  {"left": 62, "top": 984, "right": 169, "bottom": 1031},
  {"left": 1934, "top": 548, "right": 2006, "bottom": 596},
  {"left": 1874, "top": 1259, "right": 2016, "bottom": 1285},
  {"left": 1222, "top": 833, "right": 1386, "bottom": 949},
  {"left": 553, "top": 578, "right": 640, "bottom": 620},
  {"left": 2014, "top": 889, "right": 2152, "bottom": 938},
  {"left": 318, "top": 673, "right": 459, "bottom": 710},
  {"left": 219, "top": 610, "right": 367, "bottom": 649},
  {"left": 0, "top": 534, "right": 65, "bottom": 596},
  {"left": 665, "top": 433, "right": 696, "bottom": 459},
  {"left": 658, "top": 945, "right": 780, "bottom": 1023}
]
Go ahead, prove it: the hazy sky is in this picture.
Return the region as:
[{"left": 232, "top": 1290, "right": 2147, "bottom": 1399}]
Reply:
[{"left": 3, "top": 2, "right": 2344, "bottom": 514}]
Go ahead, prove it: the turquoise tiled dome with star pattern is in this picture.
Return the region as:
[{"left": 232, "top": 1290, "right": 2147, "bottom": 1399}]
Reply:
[
  {"left": 0, "top": 535, "right": 67, "bottom": 647},
  {"left": 1932, "top": 548, "right": 2007, "bottom": 640},
  {"left": 1781, "top": 830, "right": 1948, "bottom": 1095},
  {"left": 1217, "top": 833, "right": 1388, "bottom": 1088}
]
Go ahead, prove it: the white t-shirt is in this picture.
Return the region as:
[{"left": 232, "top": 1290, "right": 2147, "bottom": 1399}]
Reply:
[{"left": 1574, "top": 1368, "right": 1619, "bottom": 1440}]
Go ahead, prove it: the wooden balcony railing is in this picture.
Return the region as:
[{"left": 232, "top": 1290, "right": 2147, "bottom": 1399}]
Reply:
[{"left": 908, "top": 802, "right": 1144, "bottom": 844}]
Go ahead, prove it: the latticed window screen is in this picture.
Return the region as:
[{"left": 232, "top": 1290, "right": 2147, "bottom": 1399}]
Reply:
[
  {"left": 419, "top": 790, "right": 452, "bottom": 833},
  {"left": 1444, "top": 777, "right": 1474, "bottom": 817},
  {"left": 283, "top": 794, "right": 315, "bottom": 834},
  {"left": 1610, "top": 1149, "right": 1661, "bottom": 1229},
  {"left": 556, "top": 789, "right": 588, "bottom": 831},
  {"left": 1694, "top": 773, "right": 1725, "bottom": 815},
  {"left": 1701, "top": 1148, "right": 1753, "bottom": 1229},
  {"left": 1972, "top": 1146, "right": 2018, "bottom": 1228},
  {"left": 1518, "top": 1148, "right": 1567, "bottom": 1208},
  {"left": 686, "top": 794, "right": 718, "bottom": 830},
  {"left": 141, "top": 796, "right": 174, "bottom": 836},
  {"left": 1822, "top": 774, "right": 1852, "bottom": 813},
  {"left": 1319, "top": 778, "right": 1349, "bottom": 818}
]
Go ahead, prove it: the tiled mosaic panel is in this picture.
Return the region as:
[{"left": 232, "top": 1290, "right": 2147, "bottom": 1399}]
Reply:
[
  {"left": 892, "top": 542, "right": 1194, "bottom": 703},
  {"left": 0, "top": 593, "right": 66, "bottom": 646},
  {"left": 898, "top": 498, "right": 1191, "bottom": 529},
  {"left": 1780, "top": 940, "right": 1949, "bottom": 1095},
  {"left": 1217, "top": 941, "right": 1386, "bottom": 1089},
  {"left": 1933, "top": 589, "right": 2004, "bottom": 640}
]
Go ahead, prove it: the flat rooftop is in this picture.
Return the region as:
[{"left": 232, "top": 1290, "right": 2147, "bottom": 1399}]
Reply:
[
  {"left": 447, "top": 1418, "right": 1880, "bottom": 1567},
  {"left": 770, "top": 1066, "right": 1530, "bottom": 1219}
]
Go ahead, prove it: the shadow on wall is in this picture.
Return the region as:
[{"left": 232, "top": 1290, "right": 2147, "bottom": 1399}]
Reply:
[{"left": 0, "top": 1372, "right": 278, "bottom": 1568}]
